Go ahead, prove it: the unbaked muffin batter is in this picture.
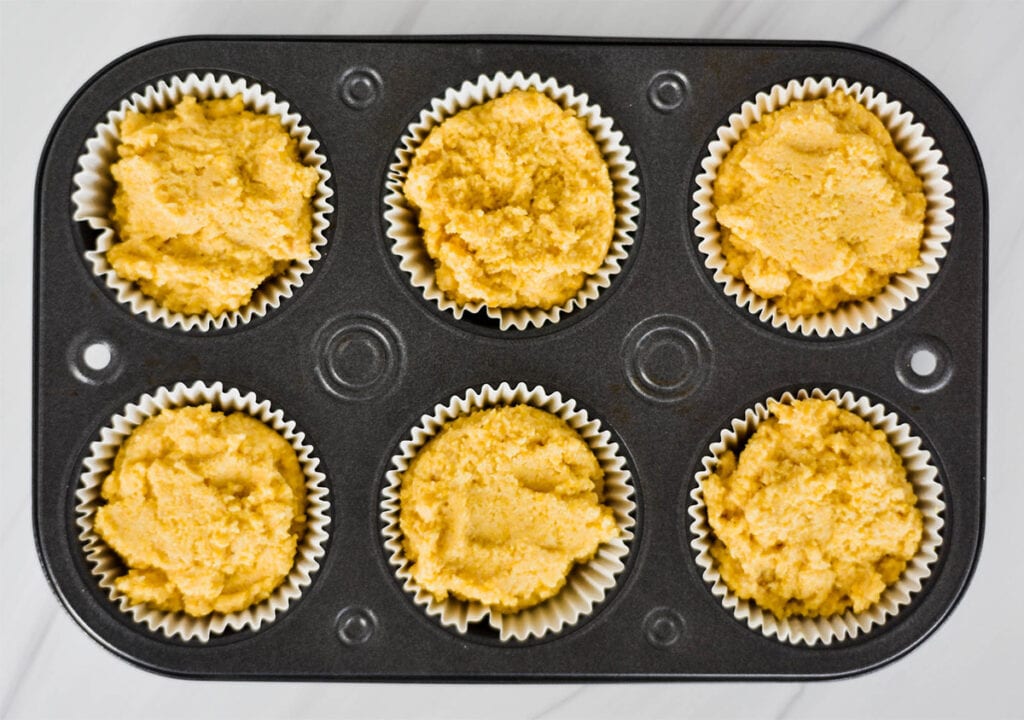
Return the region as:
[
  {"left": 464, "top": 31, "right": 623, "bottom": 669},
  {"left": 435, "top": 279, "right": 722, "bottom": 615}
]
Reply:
[
  {"left": 398, "top": 405, "right": 619, "bottom": 612},
  {"left": 703, "top": 398, "right": 923, "bottom": 618},
  {"left": 403, "top": 89, "right": 615, "bottom": 310},
  {"left": 108, "top": 95, "right": 320, "bottom": 315},
  {"left": 713, "top": 91, "right": 926, "bottom": 316},
  {"left": 94, "top": 405, "right": 307, "bottom": 616}
]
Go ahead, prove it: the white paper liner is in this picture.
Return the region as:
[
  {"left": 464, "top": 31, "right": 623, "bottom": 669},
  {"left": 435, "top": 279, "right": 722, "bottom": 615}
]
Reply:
[
  {"left": 692, "top": 77, "right": 954, "bottom": 337},
  {"left": 384, "top": 71, "right": 640, "bottom": 331},
  {"left": 75, "top": 380, "right": 330, "bottom": 641},
  {"left": 72, "top": 72, "right": 334, "bottom": 332},
  {"left": 381, "top": 381, "right": 636, "bottom": 641},
  {"left": 688, "top": 387, "right": 944, "bottom": 645}
]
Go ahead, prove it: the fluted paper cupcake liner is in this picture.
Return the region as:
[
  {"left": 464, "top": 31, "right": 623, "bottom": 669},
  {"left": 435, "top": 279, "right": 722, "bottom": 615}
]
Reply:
[
  {"left": 692, "top": 77, "right": 954, "bottom": 337},
  {"left": 381, "top": 381, "right": 635, "bottom": 641},
  {"left": 72, "top": 72, "right": 334, "bottom": 331},
  {"left": 688, "top": 387, "right": 944, "bottom": 645},
  {"left": 76, "top": 380, "right": 330, "bottom": 641},
  {"left": 384, "top": 71, "right": 640, "bottom": 331}
]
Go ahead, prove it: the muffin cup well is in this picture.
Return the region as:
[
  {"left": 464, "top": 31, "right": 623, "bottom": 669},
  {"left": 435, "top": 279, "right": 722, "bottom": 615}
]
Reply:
[
  {"left": 76, "top": 380, "right": 331, "bottom": 642},
  {"left": 384, "top": 71, "right": 640, "bottom": 331},
  {"left": 692, "top": 77, "right": 954, "bottom": 338},
  {"left": 72, "top": 72, "right": 334, "bottom": 332},
  {"left": 380, "top": 381, "right": 636, "bottom": 641},
  {"left": 688, "top": 387, "right": 944, "bottom": 645}
]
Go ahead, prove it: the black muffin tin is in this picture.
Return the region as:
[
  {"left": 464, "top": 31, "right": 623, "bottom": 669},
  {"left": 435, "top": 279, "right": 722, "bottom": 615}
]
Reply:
[{"left": 33, "top": 36, "right": 987, "bottom": 680}]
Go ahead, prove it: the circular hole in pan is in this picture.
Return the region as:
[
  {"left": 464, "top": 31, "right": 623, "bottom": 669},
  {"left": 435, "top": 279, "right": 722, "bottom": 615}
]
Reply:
[
  {"left": 895, "top": 335, "right": 953, "bottom": 393},
  {"left": 68, "top": 334, "right": 123, "bottom": 385}
]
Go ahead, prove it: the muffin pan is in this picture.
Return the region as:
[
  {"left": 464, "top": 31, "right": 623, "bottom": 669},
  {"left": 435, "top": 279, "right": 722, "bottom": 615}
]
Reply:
[{"left": 33, "top": 37, "right": 986, "bottom": 679}]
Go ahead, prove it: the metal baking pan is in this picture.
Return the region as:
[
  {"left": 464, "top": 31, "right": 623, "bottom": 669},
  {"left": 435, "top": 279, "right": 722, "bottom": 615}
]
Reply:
[{"left": 33, "top": 36, "right": 986, "bottom": 680}]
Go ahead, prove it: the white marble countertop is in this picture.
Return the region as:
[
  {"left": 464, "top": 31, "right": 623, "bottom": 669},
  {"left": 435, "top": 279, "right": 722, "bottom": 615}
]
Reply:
[{"left": 2, "top": 1, "right": 1022, "bottom": 718}]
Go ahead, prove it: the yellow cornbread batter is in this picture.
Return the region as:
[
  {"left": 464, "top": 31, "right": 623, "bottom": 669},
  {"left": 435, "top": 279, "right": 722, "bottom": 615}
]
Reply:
[
  {"left": 108, "top": 95, "right": 320, "bottom": 315},
  {"left": 398, "top": 405, "right": 619, "bottom": 612},
  {"left": 94, "top": 405, "right": 307, "bottom": 616},
  {"left": 713, "top": 91, "right": 926, "bottom": 316},
  {"left": 403, "top": 89, "right": 615, "bottom": 310},
  {"left": 703, "top": 398, "right": 923, "bottom": 619}
]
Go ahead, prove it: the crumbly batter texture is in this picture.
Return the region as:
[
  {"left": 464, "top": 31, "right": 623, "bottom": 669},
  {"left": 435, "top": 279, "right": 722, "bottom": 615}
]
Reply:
[
  {"left": 398, "top": 405, "right": 619, "bottom": 612},
  {"left": 108, "top": 95, "right": 320, "bottom": 315},
  {"left": 713, "top": 91, "right": 926, "bottom": 316},
  {"left": 703, "top": 398, "right": 923, "bottom": 619},
  {"left": 94, "top": 405, "right": 307, "bottom": 616},
  {"left": 403, "top": 89, "right": 615, "bottom": 310}
]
